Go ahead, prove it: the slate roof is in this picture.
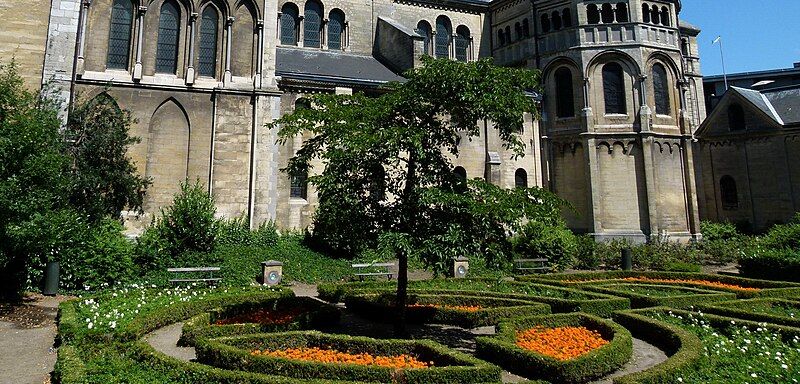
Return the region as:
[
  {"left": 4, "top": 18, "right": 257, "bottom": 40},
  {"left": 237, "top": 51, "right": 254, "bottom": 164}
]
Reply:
[
  {"left": 764, "top": 86, "right": 800, "bottom": 125},
  {"left": 276, "top": 47, "right": 404, "bottom": 86},
  {"left": 731, "top": 87, "right": 783, "bottom": 123}
]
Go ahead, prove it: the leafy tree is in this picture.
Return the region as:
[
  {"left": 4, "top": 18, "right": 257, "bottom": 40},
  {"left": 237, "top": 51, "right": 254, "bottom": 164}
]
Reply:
[
  {"left": 66, "top": 93, "right": 150, "bottom": 221},
  {"left": 273, "top": 57, "right": 565, "bottom": 335}
]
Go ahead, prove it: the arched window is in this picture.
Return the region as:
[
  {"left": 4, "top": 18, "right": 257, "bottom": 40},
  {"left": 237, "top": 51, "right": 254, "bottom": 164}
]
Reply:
[
  {"left": 453, "top": 166, "right": 467, "bottom": 192},
  {"left": 280, "top": 3, "right": 299, "bottom": 45},
  {"left": 541, "top": 14, "right": 551, "bottom": 33},
  {"left": 304, "top": 0, "right": 323, "bottom": 48},
  {"left": 156, "top": 0, "right": 180, "bottom": 74},
  {"left": 497, "top": 29, "right": 505, "bottom": 47},
  {"left": 601, "top": 3, "right": 615, "bottom": 23},
  {"left": 587, "top": 4, "right": 600, "bottom": 24},
  {"left": 728, "top": 104, "right": 746, "bottom": 131},
  {"left": 650, "top": 5, "right": 660, "bottom": 25},
  {"left": 660, "top": 6, "right": 670, "bottom": 26},
  {"left": 681, "top": 39, "right": 689, "bottom": 56},
  {"left": 197, "top": 6, "right": 219, "bottom": 77},
  {"left": 505, "top": 26, "right": 511, "bottom": 43},
  {"left": 555, "top": 67, "right": 575, "bottom": 118},
  {"left": 652, "top": 63, "right": 670, "bottom": 115},
  {"left": 290, "top": 170, "right": 308, "bottom": 199},
  {"left": 435, "top": 16, "right": 452, "bottom": 59},
  {"left": 720, "top": 176, "right": 738, "bottom": 210},
  {"left": 417, "top": 21, "right": 432, "bottom": 54},
  {"left": 515, "top": 169, "right": 528, "bottom": 189},
  {"left": 522, "top": 18, "right": 530, "bottom": 37},
  {"left": 562, "top": 9, "right": 572, "bottom": 27},
  {"left": 615, "top": 3, "right": 629, "bottom": 22},
  {"left": 551, "top": 11, "right": 562, "bottom": 30},
  {"left": 107, "top": 0, "right": 133, "bottom": 69},
  {"left": 455, "top": 26, "right": 470, "bottom": 62},
  {"left": 642, "top": 4, "right": 650, "bottom": 23},
  {"left": 295, "top": 97, "right": 311, "bottom": 110},
  {"left": 603, "top": 62, "right": 626, "bottom": 114},
  {"left": 515, "top": 22, "right": 522, "bottom": 40},
  {"left": 328, "top": 9, "right": 345, "bottom": 50}
]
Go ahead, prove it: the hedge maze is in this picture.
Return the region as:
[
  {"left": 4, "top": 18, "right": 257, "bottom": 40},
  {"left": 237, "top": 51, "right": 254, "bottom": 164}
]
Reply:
[{"left": 54, "top": 274, "right": 800, "bottom": 384}]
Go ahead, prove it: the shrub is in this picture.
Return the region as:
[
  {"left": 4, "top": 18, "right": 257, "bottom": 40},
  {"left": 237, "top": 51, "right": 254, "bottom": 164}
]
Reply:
[
  {"left": 662, "top": 261, "right": 702, "bottom": 273},
  {"left": 217, "top": 217, "right": 279, "bottom": 248},
  {"left": 582, "top": 283, "right": 736, "bottom": 309},
  {"left": 511, "top": 221, "right": 577, "bottom": 271},
  {"left": 760, "top": 220, "right": 800, "bottom": 250},
  {"left": 699, "top": 221, "right": 740, "bottom": 242},
  {"left": 573, "top": 235, "right": 599, "bottom": 270},
  {"left": 697, "top": 298, "right": 800, "bottom": 328},
  {"left": 739, "top": 248, "right": 800, "bottom": 282}
]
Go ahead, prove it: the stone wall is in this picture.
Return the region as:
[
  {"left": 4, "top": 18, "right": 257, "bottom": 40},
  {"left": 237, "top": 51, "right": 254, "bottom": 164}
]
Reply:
[{"left": 0, "top": 0, "right": 52, "bottom": 89}]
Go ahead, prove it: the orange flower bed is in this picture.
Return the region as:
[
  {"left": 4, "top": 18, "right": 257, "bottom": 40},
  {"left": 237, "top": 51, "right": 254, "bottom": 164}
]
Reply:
[
  {"left": 215, "top": 307, "right": 307, "bottom": 326},
  {"left": 408, "top": 303, "right": 482, "bottom": 312},
  {"left": 621, "top": 277, "right": 761, "bottom": 292},
  {"left": 515, "top": 326, "right": 608, "bottom": 361},
  {"left": 250, "top": 347, "right": 432, "bottom": 369}
]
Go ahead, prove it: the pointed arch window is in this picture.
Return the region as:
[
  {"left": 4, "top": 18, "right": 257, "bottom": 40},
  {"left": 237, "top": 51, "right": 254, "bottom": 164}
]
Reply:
[
  {"left": 515, "top": 169, "right": 528, "bottom": 189},
  {"left": 107, "top": 0, "right": 133, "bottom": 69},
  {"left": 603, "top": 62, "right": 626, "bottom": 114},
  {"left": 555, "top": 67, "right": 575, "bottom": 118},
  {"left": 435, "top": 16, "right": 452, "bottom": 59},
  {"left": 197, "top": 6, "right": 219, "bottom": 77},
  {"left": 156, "top": 0, "right": 180, "bottom": 74},
  {"left": 416, "top": 21, "right": 432, "bottom": 54},
  {"left": 304, "top": 0, "right": 323, "bottom": 48},
  {"left": 562, "top": 9, "right": 572, "bottom": 27},
  {"left": 728, "top": 104, "right": 746, "bottom": 131},
  {"left": 653, "top": 63, "right": 670, "bottom": 115},
  {"left": 328, "top": 9, "right": 345, "bottom": 50},
  {"left": 280, "top": 3, "right": 299, "bottom": 45},
  {"left": 720, "top": 175, "right": 738, "bottom": 210},
  {"left": 455, "top": 26, "right": 470, "bottom": 62}
]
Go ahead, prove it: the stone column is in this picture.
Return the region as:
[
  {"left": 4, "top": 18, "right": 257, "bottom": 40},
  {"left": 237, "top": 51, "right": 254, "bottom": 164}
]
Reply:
[
  {"left": 450, "top": 34, "right": 456, "bottom": 59},
  {"left": 255, "top": 21, "right": 264, "bottom": 87},
  {"left": 321, "top": 18, "right": 328, "bottom": 50},
  {"left": 581, "top": 77, "right": 594, "bottom": 132},
  {"left": 297, "top": 15, "right": 304, "bottom": 47},
  {"left": 76, "top": 0, "right": 91, "bottom": 76},
  {"left": 133, "top": 5, "right": 147, "bottom": 81},
  {"left": 276, "top": 12, "right": 282, "bottom": 44},
  {"left": 186, "top": 12, "right": 198, "bottom": 85},
  {"left": 224, "top": 16, "right": 234, "bottom": 85},
  {"left": 640, "top": 135, "right": 659, "bottom": 238},
  {"left": 344, "top": 21, "right": 349, "bottom": 51},
  {"left": 639, "top": 74, "right": 652, "bottom": 132}
]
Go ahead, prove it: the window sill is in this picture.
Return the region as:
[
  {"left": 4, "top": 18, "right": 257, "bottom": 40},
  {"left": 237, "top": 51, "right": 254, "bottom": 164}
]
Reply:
[{"left": 289, "top": 198, "right": 309, "bottom": 205}]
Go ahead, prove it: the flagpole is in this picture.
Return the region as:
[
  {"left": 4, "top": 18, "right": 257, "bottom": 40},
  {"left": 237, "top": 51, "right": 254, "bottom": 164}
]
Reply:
[{"left": 714, "top": 36, "right": 729, "bottom": 90}]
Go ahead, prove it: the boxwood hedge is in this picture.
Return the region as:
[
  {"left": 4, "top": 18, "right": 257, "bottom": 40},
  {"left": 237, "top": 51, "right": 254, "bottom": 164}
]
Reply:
[
  {"left": 581, "top": 284, "right": 737, "bottom": 309},
  {"left": 475, "top": 313, "right": 632, "bottom": 383},
  {"left": 196, "top": 331, "right": 503, "bottom": 384},
  {"left": 343, "top": 293, "right": 551, "bottom": 328},
  {"left": 696, "top": 298, "right": 800, "bottom": 328}
]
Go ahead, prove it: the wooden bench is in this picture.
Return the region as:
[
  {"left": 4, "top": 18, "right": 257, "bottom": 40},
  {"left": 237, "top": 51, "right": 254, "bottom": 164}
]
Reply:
[
  {"left": 513, "top": 258, "right": 551, "bottom": 274},
  {"left": 352, "top": 262, "right": 395, "bottom": 281},
  {"left": 167, "top": 267, "right": 222, "bottom": 285}
]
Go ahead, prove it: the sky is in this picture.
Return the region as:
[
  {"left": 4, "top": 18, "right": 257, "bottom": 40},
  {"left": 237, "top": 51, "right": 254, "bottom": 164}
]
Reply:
[{"left": 679, "top": 0, "right": 800, "bottom": 76}]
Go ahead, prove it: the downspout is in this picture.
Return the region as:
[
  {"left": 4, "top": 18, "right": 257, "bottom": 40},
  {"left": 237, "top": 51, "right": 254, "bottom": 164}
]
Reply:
[
  {"left": 248, "top": 91, "right": 258, "bottom": 228},
  {"left": 208, "top": 89, "right": 218, "bottom": 195}
]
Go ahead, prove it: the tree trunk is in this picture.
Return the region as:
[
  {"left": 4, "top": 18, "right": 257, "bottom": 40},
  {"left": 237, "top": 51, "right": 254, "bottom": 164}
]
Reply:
[
  {"left": 394, "top": 149, "right": 418, "bottom": 338},
  {"left": 394, "top": 249, "right": 410, "bottom": 338}
]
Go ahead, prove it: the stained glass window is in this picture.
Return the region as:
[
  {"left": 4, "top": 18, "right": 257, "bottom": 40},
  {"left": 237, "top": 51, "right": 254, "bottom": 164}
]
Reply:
[
  {"left": 653, "top": 64, "right": 670, "bottom": 115},
  {"left": 455, "top": 26, "right": 469, "bottom": 62},
  {"left": 107, "top": 0, "right": 133, "bottom": 69},
  {"left": 156, "top": 0, "right": 180, "bottom": 74},
  {"left": 435, "top": 16, "right": 451, "bottom": 59},
  {"left": 304, "top": 0, "right": 322, "bottom": 48},
  {"left": 603, "top": 62, "right": 626, "bottom": 114},
  {"left": 328, "top": 9, "right": 344, "bottom": 50},
  {"left": 280, "top": 3, "right": 298, "bottom": 45},
  {"left": 555, "top": 67, "right": 575, "bottom": 118},
  {"left": 197, "top": 7, "right": 218, "bottom": 77}
]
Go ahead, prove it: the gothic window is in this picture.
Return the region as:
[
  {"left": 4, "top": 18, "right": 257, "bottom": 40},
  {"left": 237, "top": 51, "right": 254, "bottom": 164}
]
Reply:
[
  {"left": 515, "top": 169, "right": 528, "bottom": 189},
  {"left": 587, "top": 4, "right": 600, "bottom": 24},
  {"left": 156, "top": 0, "right": 180, "bottom": 74},
  {"left": 522, "top": 18, "right": 530, "bottom": 37},
  {"left": 435, "top": 16, "right": 452, "bottom": 59},
  {"left": 562, "top": 9, "right": 572, "bottom": 27},
  {"left": 660, "top": 6, "right": 670, "bottom": 26},
  {"left": 728, "top": 104, "right": 746, "bottom": 131},
  {"left": 304, "top": 0, "right": 323, "bottom": 48},
  {"left": 417, "top": 21, "right": 432, "bottom": 54},
  {"left": 197, "top": 6, "right": 218, "bottom": 77},
  {"left": 328, "top": 9, "right": 345, "bottom": 50},
  {"left": 280, "top": 3, "right": 299, "bottom": 45},
  {"left": 541, "top": 14, "right": 551, "bottom": 33},
  {"left": 515, "top": 22, "right": 522, "bottom": 40},
  {"left": 653, "top": 64, "right": 671, "bottom": 115},
  {"left": 601, "top": 3, "right": 615, "bottom": 23},
  {"left": 642, "top": 4, "right": 650, "bottom": 23},
  {"left": 720, "top": 175, "right": 738, "bottom": 210},
  {"left": 615, "top": 3, "right": 629, "bottom": 22},
  {"left": 107, "top": 0, "right": 133, "bottom": 69},
  {"left": 603, "top": 62, "right": 626, "bottom": 114},
  {"left": 290, "top": 170, "right": 308, "bottom": 199},
  {"left": 455, "top": 26, "right": 470, "bottom": 62},
  {"left": 497, "top": 29, "right": 505, "bottom": 47},
  {"left": 551, "top": 11, "right": 562, "bottom": 30},
  {"left": 555, "top": 67, "right": 575, "bottom": 118}
]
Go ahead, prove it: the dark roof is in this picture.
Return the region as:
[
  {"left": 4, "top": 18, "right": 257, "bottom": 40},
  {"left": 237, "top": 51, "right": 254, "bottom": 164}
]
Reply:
[
  {"left": 276, "top": 48, "right": 404, "bottom": 86},
  {"left": 731, "top": 87, "right": 780, "bottom": 122},
  {"left": 704, "top": 65, "right": 800, "bottom": 82},
  {"left": 764, "top": 86, "right": 800, "bottom": 125}
]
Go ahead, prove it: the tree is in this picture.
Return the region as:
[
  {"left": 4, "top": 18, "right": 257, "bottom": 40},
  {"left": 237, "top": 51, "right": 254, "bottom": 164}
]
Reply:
[
  {"left": 65, "top": 93, "right": 150, "bottom": 221},
  {"left": 273, "top": 57, "right": 561, "bottom": 335}
]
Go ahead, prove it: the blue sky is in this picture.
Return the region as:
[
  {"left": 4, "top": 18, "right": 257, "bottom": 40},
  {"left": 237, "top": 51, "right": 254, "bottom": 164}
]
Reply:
[{"left": 680, "top": 0, "right": 800, "bottom": 76}]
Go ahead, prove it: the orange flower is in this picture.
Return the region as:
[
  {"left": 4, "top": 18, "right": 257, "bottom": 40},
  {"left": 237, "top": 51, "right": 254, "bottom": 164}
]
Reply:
[
  {"left": 215, "top": 306, "right": 307, "bottom": 326},
  {"left": 620, "top": 277, "right": 760, "bottom": 292},
  {"left": 515, "top": 326, "right": 608, "bottom": 361},
  {"left": 408, "top": 303, "right": 482, "bottom": 312},
  {"left": 250, "top": 347, "right": 432, "bottom": 369}
]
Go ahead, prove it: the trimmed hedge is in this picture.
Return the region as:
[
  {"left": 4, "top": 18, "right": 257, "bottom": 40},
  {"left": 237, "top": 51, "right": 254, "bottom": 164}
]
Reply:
[
  {"left": 179, "top": 296, "right": 341, "bottom": 346},
  {"left": 475, "top": 313, "right": 632, "bottom": 384},
  {"left": 581, "top": 284, "right": 736, "bottom": 309},
  {"left": 318, "top": 279, "right": 630, "bottom": 317},
  {"left": 196, "top": 331, "right": 502, "bottom": 384},
  {"left": 343, "top": 293, "right": 551, "bottom": 328},
  {"left": 696, "top": 298, "right": 800, "bottom": 328}
]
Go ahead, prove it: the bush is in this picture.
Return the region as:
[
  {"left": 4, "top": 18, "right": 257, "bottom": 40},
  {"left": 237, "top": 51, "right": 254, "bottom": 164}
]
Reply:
[
  {"left": 739, "top": 248, "right": 800, "bottom": 282},
  {"left": 662, "top": 261, "right": 702, "bottom": 273},
  {"left": 697, "top": 298, "right": 800, "bottom": 328},
  {"left": 760, "top": 220, "right": 800, "bottom": 250},
  {"left": 512, "top": 221, "right": 577, "bottom": 271},
  {"left": 573, "top": 235, "right": 599, "bottom": 270},
  {"left": 217, "top": 217, "right": 279, "bottom": 248},
  {"left": 582, "top": 283, "right": 736, "bottom": 309},
  {"left": 699, "top": 221, "right": 740, "bottom": 242}
]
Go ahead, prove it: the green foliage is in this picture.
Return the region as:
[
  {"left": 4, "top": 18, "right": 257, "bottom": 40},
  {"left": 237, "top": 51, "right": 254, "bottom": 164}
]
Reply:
[
  {"left": 511, "top": 221, "right": 577, "bottom": 271},
  {"left": 217, "top": 217, "right": 279, "bottom": 248},
  {"left": 582, "top": 284, "right": 736, "bottom": 309},
  {"left": 699, "top": 221, "right": 740, "bottom": 242},
  {"left": 698, "top": 298, "right": 800, "bottom": 328},
  {"left": 662, "top": 261, "right": 702, "bottom": 273},
  {"left": 739, "top": 248, "right": 800, "bottom": 282},
  {"left": 65, "top": 94, "right": 150, "bottom": 221}
]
